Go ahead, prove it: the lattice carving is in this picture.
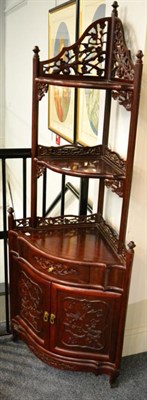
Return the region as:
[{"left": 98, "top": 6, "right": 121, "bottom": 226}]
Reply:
[
  {"left": 62, "top": 297, "right": 110, "bottom": 351},
  {"left": 37, "top": 214, "right": 98, "bottom": 228},
  {"left": 15, "top": 218, "right": 31, "bottom": 229},
  {"left": 13, "top": 214, "right": 98, "bottom": 231},
  {"left": 19, "top": 271, "right": 43, "bottom": 333}
]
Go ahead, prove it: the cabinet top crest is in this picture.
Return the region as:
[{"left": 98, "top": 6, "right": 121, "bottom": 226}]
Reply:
[{"left": 33, "top": 1, "right": 143, "bottom": 91}]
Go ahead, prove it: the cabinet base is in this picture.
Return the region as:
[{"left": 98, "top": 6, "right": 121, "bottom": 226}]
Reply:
[{"left": 12, "top": 323, "right": 120, "bottom": 388}]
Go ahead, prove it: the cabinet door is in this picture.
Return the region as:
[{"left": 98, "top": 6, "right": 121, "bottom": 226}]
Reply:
[
  {"left": 10, "top": 253, "right": 51, "bottom": 349},
  {"left": 49, "top": 283, "right": 122, "bottom": 363}
]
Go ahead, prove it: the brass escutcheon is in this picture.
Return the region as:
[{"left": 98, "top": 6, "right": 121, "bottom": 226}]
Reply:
[{"left": 48, "top": 266, "right": 54, "bottom": 273}]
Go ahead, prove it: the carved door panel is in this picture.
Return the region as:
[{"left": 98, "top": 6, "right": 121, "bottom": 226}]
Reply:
[
  {"left": 10, "top": 253, "right": 51, "bottom": 349},
  {"left": 49, "top": 283, "right": 122, "bottom": 362}
]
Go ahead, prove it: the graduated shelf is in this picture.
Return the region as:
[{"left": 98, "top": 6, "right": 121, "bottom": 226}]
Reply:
[
  {"left": 11, "top": 214, "right": 126, "bottom": 266},
  {"left": 36, "top": 144, "right": 126, "bottom": 179}
]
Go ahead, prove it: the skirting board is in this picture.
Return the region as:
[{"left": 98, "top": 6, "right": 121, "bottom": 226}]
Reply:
[{"left": 123, "top": 325, "right": 147, "bottom": 356}]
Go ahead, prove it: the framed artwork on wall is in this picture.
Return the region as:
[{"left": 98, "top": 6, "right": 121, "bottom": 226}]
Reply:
[
  {"left": 48, "top": 1, "right": 76, "bottom": 143},
  {"left": 76, "top": 0, "right": 106, "bottom": 146}
]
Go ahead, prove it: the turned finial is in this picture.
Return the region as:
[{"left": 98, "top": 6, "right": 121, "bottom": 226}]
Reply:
[
  {"left": 112, "top": 1, "right": 119, "bottom": 17},
  {"left": 136, "top": 50, "right": 144, "bottom": 64},
  {"left": 33, "top": 45, "right": 40, "bottom": 56},
  {"left": 128, "top": 241, "right": 136, "bottom": 250},
  {"left": 8, "top": 207, "right": 14, "bottom": 216}
]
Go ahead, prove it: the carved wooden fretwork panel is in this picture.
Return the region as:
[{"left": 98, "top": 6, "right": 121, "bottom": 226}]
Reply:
[
  {"left": 61, "top": 297, "right": 110, "bottom": 351},
  {"left": 37, "top": 83, "right": 49, "bottom": 101},
  {"left": 37, "top": 144, "right": 102, "bottom": 158},
  {"left": 112, "top": 89, "right": 133, "bottom": 111},
  {"left": 98, "top": 216, "right": 127, "bottom": 261},
  {"left": 104, "top": 147, "right": 126, "bottom": 174},
  {"left": 111, "top": 19, "right": 135, "bottom": 110},
  {"left": 19, "top": 270, "right": 43, "bottom": 333},
  {"left": 15, "top": 218, "right": 31, "bottom": 229},
  {"left": 34, "top": 159, "right": 46, "bottom": 178},
  {"left": 112, "top": 20, "right": 134, "bottom": 81},
  {"left": 104, "top": 178, "right": 125, "bottom": 197},
  {"left": 37, "top": 214, "right": 98, "bottom": 227},
  {"left": 41, "top": 20, "right": 108, "bottom": 78}
]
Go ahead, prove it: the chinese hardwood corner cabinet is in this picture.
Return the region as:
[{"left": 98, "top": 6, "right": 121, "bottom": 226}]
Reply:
[{"left": 8, "top": 1, "right": 143, "bottom": 387}]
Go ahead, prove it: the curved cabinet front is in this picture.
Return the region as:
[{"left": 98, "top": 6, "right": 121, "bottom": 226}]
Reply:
[
  {"left": 9, "top": 247, "right": 124, "bottom": 384},
  {"left": 9, "top": 253, "right": 51, "bottom": 350}
]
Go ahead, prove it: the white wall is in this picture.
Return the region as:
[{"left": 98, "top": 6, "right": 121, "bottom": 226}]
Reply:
[
  {"left": 3, "top": 0, "right": 147, "bottom": 355},
  {"left": 0, "top": 0, "right": 5, "bottom": 147}
]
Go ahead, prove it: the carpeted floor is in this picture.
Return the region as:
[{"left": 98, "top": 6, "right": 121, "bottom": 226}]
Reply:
[{"left": 0, "top": 335, "right": 147, "bottom": 400}]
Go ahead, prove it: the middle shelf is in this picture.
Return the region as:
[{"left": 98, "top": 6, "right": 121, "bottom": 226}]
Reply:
[{"left": 36, "top": 144, "right": 126, "bottom": 179}]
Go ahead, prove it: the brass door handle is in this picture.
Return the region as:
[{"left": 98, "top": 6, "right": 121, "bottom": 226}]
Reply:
[
  {"left": 50, "top": 313, "right": 56, "bottom": 325},
  {"left": 43, "top": 311, "right": 49, "bottom": 322}
]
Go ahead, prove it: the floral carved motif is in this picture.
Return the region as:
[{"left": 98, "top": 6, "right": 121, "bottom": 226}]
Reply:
[
  {"left": 19, "top": 271, "right": 43, "bottom": 333},
  {"left": 112, "top": 20, "right": 134, "bottom": 81},
  {"left": 37, "top": 83, "right": 49, "bottom": 101},
  {"left": 41, "top": 20, "right": 108, "bottom": 78},
  {"left": 112, "top": 90, "right": 133, "bottom": 111},
  {"left": 62, "top": 297, "right": 110, "bottom": 351},
  {"left": 37, "top": 144, "right": 102, "bottom": 158},
  {"left": 104, "top": 147, "right": 126, "bottom": 174},
  {"left": 34, "top": 159, "right": 46, "bottom": 178},
  {"left": 34, "top": 256, "right": 78, "bottom": 276},
  {"left": 104, "top": 178, "right": 125, "bottom": 197},
  {"left": 111, "top": 19, "right": 135, "bottom": 110}
]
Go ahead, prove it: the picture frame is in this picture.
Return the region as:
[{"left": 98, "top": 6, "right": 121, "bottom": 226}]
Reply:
[
  {"left": 76, "top": 0, "right": 106, "bottom": 146},
  {"left": 48, "top": 1, "right": 76, "bottom": 143}
]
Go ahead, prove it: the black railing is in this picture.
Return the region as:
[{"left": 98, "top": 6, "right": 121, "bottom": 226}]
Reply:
[
  {"left": 0, "top": 148, "right": 31, "bottom": 335},
  {"left": 0, "top": 148, "right": 92, "bottom": 336}
]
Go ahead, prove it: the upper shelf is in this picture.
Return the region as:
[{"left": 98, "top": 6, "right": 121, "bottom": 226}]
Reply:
[
  {"left": 35, "top": 76, "right": 134, "bottom": 91},
  {"left": 36, "top": 144, "right": 126, "bottom": 179},
  {"left": 32, "top": 2, "right": 143, "bottom": 112},
  {"left": 33, "top": 2, "right": 143, "bottom": 98}
]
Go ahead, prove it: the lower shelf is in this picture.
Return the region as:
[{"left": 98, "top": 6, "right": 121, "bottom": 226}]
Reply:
[{"left": 9, "top": 213, "right": 126, "bottom": 266}]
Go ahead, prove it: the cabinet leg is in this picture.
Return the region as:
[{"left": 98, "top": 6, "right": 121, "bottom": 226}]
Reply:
[
  {"left": 12, "top": 328, "right": 19, "bottom": 342},
  {"left": 109, "top": 371, "right": 119, "bottom": 388}
]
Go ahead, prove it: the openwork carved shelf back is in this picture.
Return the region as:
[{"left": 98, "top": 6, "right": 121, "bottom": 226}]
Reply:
[
  {"left": 33, "top": 4, "right": 143, "bottom": 111},
  {"left": 39, "top": 17, "right": 136, "bottom": 82}
]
